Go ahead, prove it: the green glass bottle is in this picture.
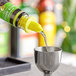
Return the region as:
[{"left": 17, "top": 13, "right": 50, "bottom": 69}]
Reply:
[{"left": 0, "top": 1, "right": 42, "bottom": 57}]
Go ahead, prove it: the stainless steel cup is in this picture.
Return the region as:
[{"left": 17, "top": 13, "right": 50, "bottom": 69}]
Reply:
[{"left": 34, "top": 46, "right": 62, "bottom": 76}]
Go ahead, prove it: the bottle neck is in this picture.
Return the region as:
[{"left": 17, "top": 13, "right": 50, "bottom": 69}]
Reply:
[
  {"left": 38, "top": 0, "right": 54, "bottom": 12},
  {"left": 40, "top": 0, "right": 54, "bottom": 6},
  {"left": 17, "top": 13, "right": 29, "bottom": 28},
  {"left": 40, "top": 0, "right": 53, "bottom": 1}
]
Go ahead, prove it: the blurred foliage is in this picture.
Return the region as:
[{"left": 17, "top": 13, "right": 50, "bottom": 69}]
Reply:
[
  {"left": 61, "top": 0, "right": 76, "bottom": 53},
  {"left": 63, "top": 0, "right": 72, "bottom": 21}
]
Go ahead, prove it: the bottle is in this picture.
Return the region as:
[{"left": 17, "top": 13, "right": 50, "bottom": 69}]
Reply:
[
  {"left": 0, "top": 1, "right": 43, "bottom": 57},
  {"left": 0, "top": 1, "right": 43, "bottom": 33},
  {"left": 37, "top": 0, "right": 56, "bottom": 46}
]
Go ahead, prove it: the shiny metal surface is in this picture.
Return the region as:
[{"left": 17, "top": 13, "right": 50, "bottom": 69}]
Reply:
[{"left": 34, "top": 46, "right": 62, "bottom": 76}]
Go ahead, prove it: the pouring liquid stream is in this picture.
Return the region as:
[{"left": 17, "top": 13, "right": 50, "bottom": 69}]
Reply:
[{"left": 40, "top": 31, "right": 48, "bottom": 52}]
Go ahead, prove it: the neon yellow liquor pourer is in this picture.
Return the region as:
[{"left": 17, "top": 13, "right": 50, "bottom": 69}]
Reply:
[{"left": 17, "top": 15, "right": 43, "bottom": 33}]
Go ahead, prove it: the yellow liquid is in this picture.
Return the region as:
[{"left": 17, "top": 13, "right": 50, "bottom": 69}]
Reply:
[{"left": 40, "top": 31, "right": 48, "bottom": 52}]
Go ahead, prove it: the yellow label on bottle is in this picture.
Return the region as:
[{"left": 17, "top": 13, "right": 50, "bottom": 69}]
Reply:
[{"left": 38, "top": 11, "right": 56, "bottom": 46}]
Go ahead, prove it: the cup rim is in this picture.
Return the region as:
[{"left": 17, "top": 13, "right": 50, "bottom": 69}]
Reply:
[{"left": 34, "top": 46, "right": 62, "bottom": 53}]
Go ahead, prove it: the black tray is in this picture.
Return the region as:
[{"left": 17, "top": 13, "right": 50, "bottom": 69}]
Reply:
[{"left": 0, "top": 57, "right": 31, "bottom": 75}]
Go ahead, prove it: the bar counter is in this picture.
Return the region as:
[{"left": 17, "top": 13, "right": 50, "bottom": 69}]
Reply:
[{"left": 5, "top": 57, "right": 76, "bottom": 76}]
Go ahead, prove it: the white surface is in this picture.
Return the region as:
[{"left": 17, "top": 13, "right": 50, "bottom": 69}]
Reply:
[{"left": 61, "top": 52, "right": 76, "bottom": 67}]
